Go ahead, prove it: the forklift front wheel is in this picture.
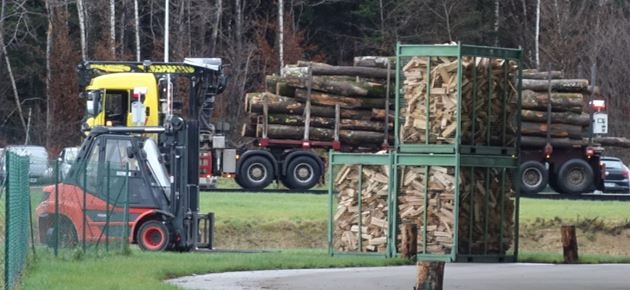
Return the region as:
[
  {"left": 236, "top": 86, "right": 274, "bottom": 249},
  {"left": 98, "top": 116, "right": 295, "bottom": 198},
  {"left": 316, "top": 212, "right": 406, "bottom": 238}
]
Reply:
[{"left": 137, "top": 220, "right": 170, "bottom": 251}]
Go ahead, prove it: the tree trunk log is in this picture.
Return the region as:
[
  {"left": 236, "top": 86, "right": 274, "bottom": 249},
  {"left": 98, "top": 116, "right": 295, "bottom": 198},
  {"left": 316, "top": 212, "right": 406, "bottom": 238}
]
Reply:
[
  {"left": 414, "top": 261, "right": 445, "bottom": 290},
  {"left": 521, "top": 79, "right": 589, "bottom": 92},
  {"left": 245, "top": 92, "right": 386, "bottom": 121},
  {"left": 294, "top": 88, "right": 390, "bottom": 110},
  {"left": 295, "top": 61, "right": 395, "bottom": 79},
  {"left": 277, "top": 70, "right": 388, "bottom": 98},
  {"left": 257, "top": 113, "right": 391, "bottom": 132},
  {"left": 592, "top": 136, "right": 630, "bottom": 148},
  {"left": 522, "top": 69, "right": 564, "bottom": 80},
  {"left": 521, "top": 90, "right": 584, "bottom": 113},
  {"left": 353, "top": 56, "right": 396, "bottom": 68},
  {"left": 521, "top": 109, "right": 590, "bottom": 126},
  {"left": 254, "top": 124, "right": 387, "bottom": 147},
  {"left": 520, "top": 136, "right": 587, "bottom": 148},
  {"left": 561, "top": 225, "right": 579, "bottom": 264},
  {"left": 266, "top": 77, "right": 296, "bottom": 97},
  {"left": 520, "top": 121, "right": 584, "bottom": 139}
]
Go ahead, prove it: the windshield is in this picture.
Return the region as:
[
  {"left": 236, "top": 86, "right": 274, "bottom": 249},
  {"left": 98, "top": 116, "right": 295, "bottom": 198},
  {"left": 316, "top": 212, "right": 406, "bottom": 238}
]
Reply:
[{"left": 143, "top": 138, "right": 171, "bottom": 201}]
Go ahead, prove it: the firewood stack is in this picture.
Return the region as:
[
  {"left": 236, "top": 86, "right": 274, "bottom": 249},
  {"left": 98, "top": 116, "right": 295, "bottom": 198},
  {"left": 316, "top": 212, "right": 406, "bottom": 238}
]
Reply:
[
  {"left": 457, "top": 168, "right": 515, "bottom": 254},
  {"left": 332, "top": 163, "right": 390, "bottom": 252},
  {"left": 519, "top": 70, "right": 593, "bottom": 148},
  {"left": 400, "top": 56, "right": 519, "bottom": 147},
  {"left": 242, "top": 60, "right": 395, "bottom": 151},
  {"left": 396, "top": 166, "right": 456, "bottom": 254}
]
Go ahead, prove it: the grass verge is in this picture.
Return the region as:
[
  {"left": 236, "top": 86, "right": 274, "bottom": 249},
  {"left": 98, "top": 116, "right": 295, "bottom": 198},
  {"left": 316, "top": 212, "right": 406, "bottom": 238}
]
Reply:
[
  {"left": 13, "top": 190, "right": 630, "bottom": 289},
  {"left": 20, "top": 248, "right": 408, "bottom": 290}
]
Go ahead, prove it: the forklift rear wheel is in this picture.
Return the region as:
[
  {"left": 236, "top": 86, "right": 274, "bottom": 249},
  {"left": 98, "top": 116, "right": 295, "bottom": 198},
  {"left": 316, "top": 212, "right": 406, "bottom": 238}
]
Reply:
[
  {"left": 46, "top": 219, "right": 78, "bottom": 249},
  {"left": 137, "top": 221, "right": 170, "bottom": 251},
  {"left": 239, "top": 155, "right": 274, "bottom": 190},
  {"left": 284, "top": 156, "right": 321, "bottom": 191}
]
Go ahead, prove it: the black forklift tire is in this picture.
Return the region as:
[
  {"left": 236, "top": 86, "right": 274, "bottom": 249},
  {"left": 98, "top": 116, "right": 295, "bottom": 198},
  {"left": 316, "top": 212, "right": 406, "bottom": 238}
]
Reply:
[
  {"left": 557, "top": 159, "right": 594, "bottom": 195},
  {"left": 284, "top": 156, "right": 321, "bottom": 191},
  {"left": 137, "top": 220, "right": 170, "bottom": 251},
  {"left": 46, "top": 219, "right": 78, "bottom": 249},
  {"left": 518, "top": 161, "right": 548, "bottom": 194},
  {"left": 238, "top": 155, "right": 274, "bottom": 190}
]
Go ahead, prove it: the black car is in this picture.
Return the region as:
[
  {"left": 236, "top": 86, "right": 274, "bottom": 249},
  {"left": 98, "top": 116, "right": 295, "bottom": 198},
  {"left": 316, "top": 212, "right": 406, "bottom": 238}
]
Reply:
[{"left": 600, "top": 156, "right": 630, "bottom": 193}]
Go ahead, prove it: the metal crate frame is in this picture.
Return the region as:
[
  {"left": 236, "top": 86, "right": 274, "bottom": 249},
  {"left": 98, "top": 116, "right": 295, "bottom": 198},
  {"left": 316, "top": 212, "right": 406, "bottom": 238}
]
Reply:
[{"left": 394, "top": 42, "right": 523, "bottom": 155}]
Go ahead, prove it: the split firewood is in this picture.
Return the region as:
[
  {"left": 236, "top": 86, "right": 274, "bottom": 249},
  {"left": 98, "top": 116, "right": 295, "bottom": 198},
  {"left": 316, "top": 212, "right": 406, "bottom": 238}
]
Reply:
[
  {"left": 399, "top": 55, "right": 518, "bottom": 147},
  {"left": 333, "top": 163, "right": 390, "bottom": 252}
]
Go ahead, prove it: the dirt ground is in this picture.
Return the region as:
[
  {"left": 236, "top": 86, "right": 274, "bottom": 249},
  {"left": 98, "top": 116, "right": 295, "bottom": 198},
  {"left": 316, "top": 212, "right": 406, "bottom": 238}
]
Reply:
[{"left": 214, "top": 221, "right": 630, "bottom": 256}]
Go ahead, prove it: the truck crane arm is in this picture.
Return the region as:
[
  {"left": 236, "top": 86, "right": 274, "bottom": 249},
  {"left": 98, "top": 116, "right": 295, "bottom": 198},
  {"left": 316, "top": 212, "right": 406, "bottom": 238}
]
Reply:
[{"left": 77, "top": 58, "right": 227, "bottom": 95}]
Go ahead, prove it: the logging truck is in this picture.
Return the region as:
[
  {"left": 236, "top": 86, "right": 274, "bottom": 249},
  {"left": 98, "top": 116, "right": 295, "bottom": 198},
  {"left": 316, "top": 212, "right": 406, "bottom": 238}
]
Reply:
[
  {"left": 77, "top": 59, "right": 340, "bottom": 191},
  {"left": 516, "top": 70, "right": 605, "bottom": 195}
]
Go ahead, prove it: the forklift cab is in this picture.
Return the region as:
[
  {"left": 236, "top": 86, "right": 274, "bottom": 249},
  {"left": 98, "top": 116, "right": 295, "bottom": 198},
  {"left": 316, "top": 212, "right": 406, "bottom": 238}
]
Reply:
[{"left": 66, "top": 130, "right": 172, "bottom": 210}]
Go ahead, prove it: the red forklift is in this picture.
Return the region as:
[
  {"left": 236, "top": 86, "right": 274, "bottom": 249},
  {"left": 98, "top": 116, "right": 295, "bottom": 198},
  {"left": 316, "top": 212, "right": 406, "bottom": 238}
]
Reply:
[{"left": 36, "top": 58, "right": 225, "bottom": 251}]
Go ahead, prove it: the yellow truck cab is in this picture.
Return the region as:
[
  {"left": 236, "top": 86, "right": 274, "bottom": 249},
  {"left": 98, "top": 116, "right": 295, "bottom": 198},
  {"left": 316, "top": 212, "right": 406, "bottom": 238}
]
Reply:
[{"left": 82, "top": 73, "right": 159, "bottom": 131}]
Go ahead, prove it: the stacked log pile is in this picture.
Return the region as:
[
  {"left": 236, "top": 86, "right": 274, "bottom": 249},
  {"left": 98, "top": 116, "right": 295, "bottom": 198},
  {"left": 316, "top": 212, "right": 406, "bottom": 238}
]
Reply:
[
  {"left": 400, "top": 56, "right": 519, "bottom": 146},
  {"left": 333, "top": 163, "right": 390, "bottom": 252},
  {"left": 242, "top": 61, "right": 395, "bottom": 151},
  {"left": 520, "top": 69, "right": 592, "bottom": 148}
]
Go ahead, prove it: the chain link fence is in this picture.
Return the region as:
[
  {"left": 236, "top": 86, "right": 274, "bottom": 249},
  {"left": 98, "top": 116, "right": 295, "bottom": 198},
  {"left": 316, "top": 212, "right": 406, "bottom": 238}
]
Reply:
[
  {"left": 2, "top": 151, "right": 35, "bottom": 290},
  {"left": 39, "top": 160, "right": 131, "bottom": 255}
]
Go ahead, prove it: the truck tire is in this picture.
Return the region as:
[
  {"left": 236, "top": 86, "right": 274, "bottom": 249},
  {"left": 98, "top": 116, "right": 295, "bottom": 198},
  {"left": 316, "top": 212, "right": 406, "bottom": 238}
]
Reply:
[
  {"left": 556, "top": 159, "right": 594, "bottom": 195},
  {"left": 137, "top": 220, "right": 170, "bottom": 251},
  {"left": 518, "top": 161, "right": 548, "bottom": 194},
  {"left": 283, "top": 156, "right": 322, "bottom": 191},
  {"left": 238, "top": 155, "right": 274, "bottom": 190}
]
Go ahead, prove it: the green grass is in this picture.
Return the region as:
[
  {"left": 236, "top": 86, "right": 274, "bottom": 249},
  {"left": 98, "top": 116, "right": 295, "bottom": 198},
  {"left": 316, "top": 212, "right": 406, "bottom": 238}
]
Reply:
[
  {"left": 518, "top": 198, "right": 630, "bottom": 224},
  {"left": 202, "top": 191, "right": 327, "bottom": 224},
  {"left": 21, "top": 248, "right": 407, "bottom": 290},
  {"left": 13, "top": 190, "right": 630, "bottom": 289}
]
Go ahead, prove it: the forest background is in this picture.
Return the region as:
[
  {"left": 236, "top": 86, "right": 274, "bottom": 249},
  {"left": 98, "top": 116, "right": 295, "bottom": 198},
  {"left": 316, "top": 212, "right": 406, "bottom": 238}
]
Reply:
[{"left": 0, "top": 0, "right": 628, "bottom": 155}]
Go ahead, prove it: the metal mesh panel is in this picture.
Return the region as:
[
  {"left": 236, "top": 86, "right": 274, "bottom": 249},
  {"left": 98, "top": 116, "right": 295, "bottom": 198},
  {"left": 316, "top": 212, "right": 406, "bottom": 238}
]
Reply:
[
  {"left": 39, "top": 160, "right": 130, "bottom": 255},
  {"left": 3, "top": 151, "right": 32, "bottom": 290}
]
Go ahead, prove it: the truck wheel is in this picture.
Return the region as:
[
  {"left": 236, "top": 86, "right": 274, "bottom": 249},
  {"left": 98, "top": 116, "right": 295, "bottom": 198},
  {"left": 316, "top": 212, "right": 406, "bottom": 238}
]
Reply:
[
  {"left": 137, "top": 220, "right": 170, "bottom": 251},
  {"left": 518, "top": 161, "right": 548, "bottom": 194},
  {"left": 46, "top": 219, "right": 78, "bottom": 248},
  {"left": 557, "top": 159, "right": 594, "bottom": 195},
  {"left": 284, "top": 156, "right": 322, "bottom": 191},
  {"left": 238, "top": 155, "right": 274, "bottom": 190}
]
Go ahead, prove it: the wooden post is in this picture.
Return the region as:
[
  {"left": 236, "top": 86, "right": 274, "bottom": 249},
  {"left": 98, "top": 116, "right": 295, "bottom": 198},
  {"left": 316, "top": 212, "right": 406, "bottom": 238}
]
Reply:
[
  {"left": 561, "top": 225, "right": 578, "bottom": 264},
  {"left": 414, "top": 261, "right": 445, "bottom": 290},
  {"left": 401, "top": 223, "right": 417, "bottom": 260}
]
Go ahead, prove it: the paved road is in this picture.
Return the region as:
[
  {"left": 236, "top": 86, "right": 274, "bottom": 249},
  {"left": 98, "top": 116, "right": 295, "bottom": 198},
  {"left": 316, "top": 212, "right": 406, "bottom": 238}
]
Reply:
[{"left": 167, "top": 263, "right": 630, "bottom": 290}]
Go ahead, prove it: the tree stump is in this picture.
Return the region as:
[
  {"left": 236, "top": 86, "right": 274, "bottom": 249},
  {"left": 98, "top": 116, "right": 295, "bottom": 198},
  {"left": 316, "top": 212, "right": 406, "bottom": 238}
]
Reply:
[
  {"left": 401, "top": 223, "right": 418, "bottom": 260},
  {"left": 561, "top": 225, "right": 578, "bottom": 264},
  {"left": 414, "top": 261, "right": 445, "bottom": 290}
]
